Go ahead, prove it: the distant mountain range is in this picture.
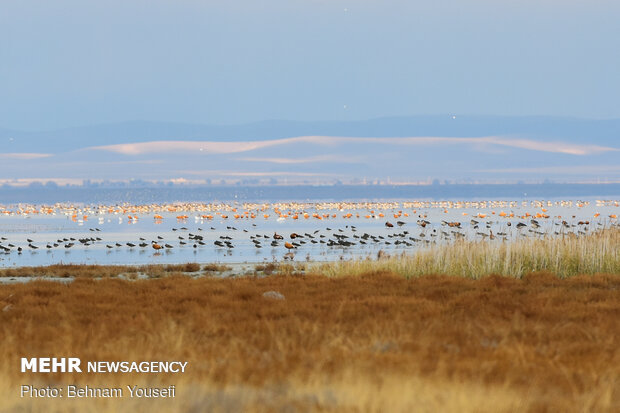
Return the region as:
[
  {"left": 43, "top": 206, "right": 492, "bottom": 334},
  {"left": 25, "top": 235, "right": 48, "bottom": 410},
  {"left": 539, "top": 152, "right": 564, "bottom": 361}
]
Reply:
[
  {"left": 1, "top": 115, "right": 619, "bottom": 153},
  {"left": 0, "top": 116, "right": 618, "bottom": 185}
]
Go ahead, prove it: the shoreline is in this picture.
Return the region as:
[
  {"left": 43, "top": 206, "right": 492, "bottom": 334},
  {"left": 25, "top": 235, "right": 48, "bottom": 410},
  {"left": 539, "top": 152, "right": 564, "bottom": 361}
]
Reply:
[{"left": 0, "top": 226, "right": 617, "bottom": 280}]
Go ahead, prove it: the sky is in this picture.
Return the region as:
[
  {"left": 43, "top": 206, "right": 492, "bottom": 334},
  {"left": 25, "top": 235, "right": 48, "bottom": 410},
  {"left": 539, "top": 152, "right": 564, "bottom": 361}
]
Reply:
[
  {"left": 0, "top": 1, "right": 618, "bottom": 186},
  {"left": 1, "top": 0, "right": 620, "bottom": 131}
]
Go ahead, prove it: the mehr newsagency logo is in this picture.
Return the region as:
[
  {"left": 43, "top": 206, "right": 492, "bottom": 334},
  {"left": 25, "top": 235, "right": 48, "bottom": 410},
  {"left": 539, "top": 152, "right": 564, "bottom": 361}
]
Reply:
[{"left": 20, "top": 357, "right": 186, "bottom": 399}]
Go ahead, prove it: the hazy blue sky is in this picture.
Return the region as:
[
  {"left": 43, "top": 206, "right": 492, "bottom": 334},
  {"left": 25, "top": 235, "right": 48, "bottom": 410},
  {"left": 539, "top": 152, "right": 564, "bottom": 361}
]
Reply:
[{"left": 1, "top": 0, "right": 619, "bottom": 130}]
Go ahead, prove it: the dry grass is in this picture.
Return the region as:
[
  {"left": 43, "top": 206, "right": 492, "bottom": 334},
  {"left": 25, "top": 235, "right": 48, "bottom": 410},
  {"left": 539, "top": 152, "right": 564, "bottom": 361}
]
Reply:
[
  {"left": 1, "top": 272, "right": 619, "bottom": 412},
  {"left": 0, "top": 264, "right": 140, "bottom": 278},
  {"left": 315, "top": 227, "right": 620, "bottom": 279},
  {"left": 163, "top": 263, "right": 201, "bottom": 273},
  {"left": 0, "top": 263, "right": 226, "bottom": 278},
  {"left": 254, "top": 262, "right": 278, "bottom": 275},
  {"left": 202, "top": 263, "right": 232, "bottom": 272}
]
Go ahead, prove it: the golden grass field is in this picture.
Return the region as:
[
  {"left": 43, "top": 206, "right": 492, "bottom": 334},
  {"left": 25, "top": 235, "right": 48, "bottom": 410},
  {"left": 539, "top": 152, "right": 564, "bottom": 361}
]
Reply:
[{"left": 0, "top": 228, "right": 619, "bottom": 412}]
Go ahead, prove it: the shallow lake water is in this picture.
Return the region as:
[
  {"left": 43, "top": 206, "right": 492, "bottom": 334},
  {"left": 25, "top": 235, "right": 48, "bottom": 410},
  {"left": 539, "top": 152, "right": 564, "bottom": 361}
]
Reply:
[{"left": 0, "top": 198, "right": 617, "bottom": 268}]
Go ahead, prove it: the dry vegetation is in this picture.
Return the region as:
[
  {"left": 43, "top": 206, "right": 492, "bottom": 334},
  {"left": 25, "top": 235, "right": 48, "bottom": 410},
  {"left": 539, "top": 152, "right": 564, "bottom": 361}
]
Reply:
[
  {"left": 315, "top": 227, "right": 620, "bottom": 279},
  {"left": 0, "top": 263, "right": 230, "bottom": 279},
  {"left": 254, "top": 262, "right": 278, "bottom": 275},
  {"left": 201, "top": 263, "right": 232, "bottom": 273},
  {"left": 1, "top": 271, "right": 619, "bottom": 412}
]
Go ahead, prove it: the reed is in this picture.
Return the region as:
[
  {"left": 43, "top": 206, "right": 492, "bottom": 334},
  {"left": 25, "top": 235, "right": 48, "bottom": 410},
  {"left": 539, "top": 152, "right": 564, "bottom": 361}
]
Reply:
[{"left": 313, "top": 227, "right": 620, "bottom": 279}]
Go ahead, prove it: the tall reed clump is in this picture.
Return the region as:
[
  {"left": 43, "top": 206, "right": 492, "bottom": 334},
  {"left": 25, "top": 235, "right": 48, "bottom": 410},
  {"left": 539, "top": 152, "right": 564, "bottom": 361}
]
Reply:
[{"left": 314, "top": 227, "right": 620, "bottom": 279}]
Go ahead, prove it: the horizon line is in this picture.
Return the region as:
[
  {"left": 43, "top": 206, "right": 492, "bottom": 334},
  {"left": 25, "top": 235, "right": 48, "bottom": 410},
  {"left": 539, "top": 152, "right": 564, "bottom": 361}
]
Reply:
[{"left": 3, "top": 114, "right": 620, "bottom": 133}]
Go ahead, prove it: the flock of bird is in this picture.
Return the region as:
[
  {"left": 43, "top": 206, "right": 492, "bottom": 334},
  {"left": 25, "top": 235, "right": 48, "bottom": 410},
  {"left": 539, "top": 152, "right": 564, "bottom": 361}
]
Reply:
[
  {"left": 2, "top": 199, "right": 616, "bottom": 221},
  {"left": 0, "top": 199, "right": 617, "bottom": 264},
  {"left": 1, "top": 206, "right": 617, "bottom": 262}
]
